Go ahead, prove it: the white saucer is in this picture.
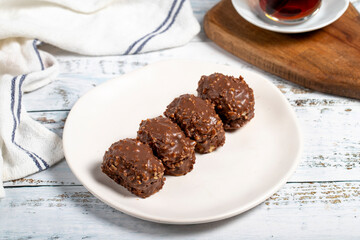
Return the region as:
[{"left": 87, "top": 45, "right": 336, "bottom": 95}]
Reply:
[
  {"left": 231, "top": 0, "right": 349, "bottom": 33},
  {"left": 63, "top": 60, "right": 302, "bottom": 224}
]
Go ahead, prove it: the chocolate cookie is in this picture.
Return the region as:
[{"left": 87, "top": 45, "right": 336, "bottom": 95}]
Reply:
[
  {"left": 102, "top": 138, "right": 165, "bottom": 198},
  {"left": 164, "top": 94, "right": 225, "bottom": 153},
  {"left": 138, "top": 116, "right": 196, "bottom": 176},
  {"left": 197, "top": 73, "right": 255, "bottom": 130}
]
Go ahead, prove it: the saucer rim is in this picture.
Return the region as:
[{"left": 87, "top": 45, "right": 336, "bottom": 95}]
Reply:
[{"left": 231, "top": 0, "right": 350, "bottom": 33}]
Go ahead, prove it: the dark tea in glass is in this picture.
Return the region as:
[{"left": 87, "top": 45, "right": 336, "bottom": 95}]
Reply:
[{"left": 259, "top": 0, "right": 321, "bottom": 24}]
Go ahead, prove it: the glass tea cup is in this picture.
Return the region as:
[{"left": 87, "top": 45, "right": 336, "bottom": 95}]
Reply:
[{"left": 258, "top": 0, "right": 322, "bottom": 24}]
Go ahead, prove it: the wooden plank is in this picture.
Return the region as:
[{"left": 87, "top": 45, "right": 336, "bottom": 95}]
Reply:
[
  {"left": 30, "top": 111, "right": 67, "bottom": 136},
  {"left": 3, "top": 160, "right": 80, "bottom": 187},
  {"left": 190, "top": 0, "right": 221, "bottom": 42},
  {"left": 1, "top": 182, "right": 360, "bottom": 239},
  {"left": 28, "top": 42, "right": 359, "bottom": 112},
  {"left": 293, "top": 106, "right": 360, "bottom": 174},
  {"left": 3, "top": 103, "right": 359, "bottom": 187}
]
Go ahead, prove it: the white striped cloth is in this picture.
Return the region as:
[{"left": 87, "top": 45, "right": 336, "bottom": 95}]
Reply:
[
  {"left": 0, "top": 0, "right": 200, "bottom": 197},
  {"left": 0, "top": 0, "right": 200, "bottom": 55}
]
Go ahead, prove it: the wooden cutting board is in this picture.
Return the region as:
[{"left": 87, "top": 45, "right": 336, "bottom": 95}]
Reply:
[{"left": 204, "top": 0, "right": 360, "bottom": 99}]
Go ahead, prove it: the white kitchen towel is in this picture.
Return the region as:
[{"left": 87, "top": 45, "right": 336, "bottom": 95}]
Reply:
[
  {"left": 0, "top": 38, "right": 63, "bottom": 197},
  {"left": 0, "top": 0, "right": 200, "bottom": 197},
  {"left": 0, "top": 0, "right": 200, "bottom": 55}
]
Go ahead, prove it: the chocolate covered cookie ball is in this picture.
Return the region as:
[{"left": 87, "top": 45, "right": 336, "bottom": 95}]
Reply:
[
  {"left": 164, "top": 94, "right": 225, "bottom": 153},
  {"left": 138, "top": 116, "right": 196, "bottom": 176},
  {"left": 102, "top": 138, "right": 165, "bottom": 198},
  {"left": 197, "top": 73, "right": 255, "bottom": 130}
]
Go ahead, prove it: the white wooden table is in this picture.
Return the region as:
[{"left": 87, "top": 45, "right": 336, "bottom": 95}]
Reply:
[{"left": 2, "top": 1, "right": 360, "bottom": 239}]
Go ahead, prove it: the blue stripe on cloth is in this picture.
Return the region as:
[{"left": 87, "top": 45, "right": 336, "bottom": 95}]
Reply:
[
  {"left": 11, "top": 76, "right": 20, "bottom": 142},
  {"left": 133, "top": 0, "right": 186, "bottom": 54},
  {"left": 17, "top": 75, "right": 50, "bottom": 169},
  {"left": 32, "top": 153, "right": 50, "bottom": 169},
  {"left": 33, "top": 39, "right": 44, "bottom": 70},
  {"left": 124, "top": 0, "right": 178, "bottom": 55},
  {"left": 10, "top": 76, "right": 43, "bottom": 171},
  {"left": 17, "top": 75, "right": 26, "bottom": 122}
]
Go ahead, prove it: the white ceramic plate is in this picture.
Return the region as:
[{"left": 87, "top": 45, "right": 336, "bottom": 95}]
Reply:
[
  {"left": 63, "top": 60, "right": 302, "bottom": 224},
  {"left": 231, "top": 0, "right": 349, "bottom": 33}
]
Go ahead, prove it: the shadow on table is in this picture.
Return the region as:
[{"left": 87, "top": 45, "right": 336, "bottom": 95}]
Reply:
[
  {"left": 87, "top": 162, "right": 255, "bottom": 236},
  {"left": 86, "top": 205, "right": 255, "bottom": 237},
  {"left": 47, "top": 160, "right": 258, "bottom": 237}
]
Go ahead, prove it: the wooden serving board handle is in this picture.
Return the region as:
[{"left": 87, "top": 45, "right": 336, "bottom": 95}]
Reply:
[{"left": 204, "top": 0, "right": 360, "bottom": 100}]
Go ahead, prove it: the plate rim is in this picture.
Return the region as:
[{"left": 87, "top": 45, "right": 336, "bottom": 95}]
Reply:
[
  {"left": 231, "top": 0, "right": 350, "bottom": 33},
  {"left": 63, "top": 59, "right": 303, "bottom": 224}
]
